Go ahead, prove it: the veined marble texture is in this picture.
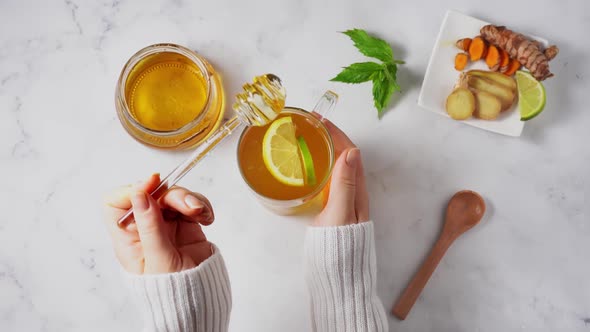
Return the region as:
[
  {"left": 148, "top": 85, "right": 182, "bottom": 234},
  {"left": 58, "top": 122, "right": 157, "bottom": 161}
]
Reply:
[{"left": 0, "top": 0, "right": 588, "bottom": 331}]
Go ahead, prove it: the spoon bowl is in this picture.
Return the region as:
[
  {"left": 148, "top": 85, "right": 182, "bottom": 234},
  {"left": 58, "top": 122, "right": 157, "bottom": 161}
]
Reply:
[{"left": 443, "top": 190, "right": 486, "bottom": 237}]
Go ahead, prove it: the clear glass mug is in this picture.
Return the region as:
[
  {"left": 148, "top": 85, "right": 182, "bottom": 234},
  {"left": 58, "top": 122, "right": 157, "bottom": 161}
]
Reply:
[{"left": 236, "top": 92, "right": 338, "bottom": 215}]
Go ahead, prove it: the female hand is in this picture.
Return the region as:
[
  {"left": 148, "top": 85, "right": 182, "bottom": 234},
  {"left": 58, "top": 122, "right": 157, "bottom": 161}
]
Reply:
[
  {"left": 104, "top": 174, "right": 215, "bottom": 274},
  {"left": 313, "top": 115, "right": 369, "bottom": 227}
]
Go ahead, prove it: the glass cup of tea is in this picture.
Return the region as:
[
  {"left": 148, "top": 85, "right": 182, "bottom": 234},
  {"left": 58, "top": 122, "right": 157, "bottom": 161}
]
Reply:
[{"left": 237, "top": 91, "right": 337, "bottom": 215}]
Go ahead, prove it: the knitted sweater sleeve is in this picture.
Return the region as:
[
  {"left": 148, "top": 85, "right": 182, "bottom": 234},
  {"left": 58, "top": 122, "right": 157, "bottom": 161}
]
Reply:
[
  {"left": 125, "top": 245, "right": 231, "bottom": 332},
  {"left": 304, "top": 221, "right": 388, "bottom": 332}
]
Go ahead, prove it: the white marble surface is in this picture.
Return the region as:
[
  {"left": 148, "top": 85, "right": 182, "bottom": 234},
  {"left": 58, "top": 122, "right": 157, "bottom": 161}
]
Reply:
[{"left": 1, "top": 0, "right": 589, "bottom": 331}]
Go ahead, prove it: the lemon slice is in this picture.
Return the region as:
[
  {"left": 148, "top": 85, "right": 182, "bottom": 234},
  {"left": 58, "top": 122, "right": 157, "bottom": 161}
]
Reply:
[
  {"left": 262, "top": 116, "right": 304, "bottom": 186},
  {"left": 297, "top": 136, "right": 316, "bottom": 186},
  {"left": 515, "top": 71, "right": 546, "bottom": 121}
]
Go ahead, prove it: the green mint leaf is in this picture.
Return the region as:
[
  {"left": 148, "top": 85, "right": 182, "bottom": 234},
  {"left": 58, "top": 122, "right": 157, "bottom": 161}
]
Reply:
[
  {"left": 330, "top": 62, "right": 382, "bottom": 83},
  {"left": 372, "top": 69, "right": 396, "bottom": 116},
  {"left": 371, "top": 70, "right": 386, "bottom": 113},
  {"left": 342, "top": 29, "right": 393, "bottom": 63},
  {"left": 383, "top": 63, "right": 396, "bottom": 82},
  {"left": 331, "top": 28, "right": 403, "bottom": 117},
  {"left": 384, "top": 63, "right": 401, "bottom": 93}
]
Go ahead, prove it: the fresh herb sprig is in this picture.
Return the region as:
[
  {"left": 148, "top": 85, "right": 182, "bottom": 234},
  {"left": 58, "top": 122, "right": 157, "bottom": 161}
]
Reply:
[{"left": 331, "top": 29, "right": 404, "bottom": 116}]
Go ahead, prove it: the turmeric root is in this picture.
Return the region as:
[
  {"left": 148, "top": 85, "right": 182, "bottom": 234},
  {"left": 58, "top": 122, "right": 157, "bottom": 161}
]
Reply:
[
  {"left": 499, "top": 48, "right": 510, "bottom": 72},
  {"left": 503, "top": 58, "right": 521, "bottom": 76},
  {"left": 544, "top": 45, "right": 559, "bottom": 60},
  {"left": 468, "top": 36, "right": 488, "bottom": 61},
  {"left": 456, "top": 38, "right": 472, "bottom": 52},
  {"left": 454, "top": 53, "right": 469, "bottom": 71},
  {"left": 485, "top": 45, "right": 501, "bottom": 71},
  {"left": 480, "top": 25, "right": 558, "bottom": 81}
]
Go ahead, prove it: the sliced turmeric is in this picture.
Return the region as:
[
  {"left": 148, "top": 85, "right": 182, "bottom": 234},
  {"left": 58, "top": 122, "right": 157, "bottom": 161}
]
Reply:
[
  {"left": 455, "top": 38, "right": 472, "bottom": 52},
  {"left": 498, "top": 49, "right": 510, "bottom": 72},
  {"left": 503, "top": 58, "right": 521, "bottom": 76},
  {"left": 468, "top": 36, "right": 487, "bottom": 62},
  {"left": 481, "top": 43, "right": 489, "bottom": 58},
  {"left": 485, "top": 45, "right": 501, "bottom": 71},
  {"left": 454, "top": 53, "right": 469, "bottom": 71}
]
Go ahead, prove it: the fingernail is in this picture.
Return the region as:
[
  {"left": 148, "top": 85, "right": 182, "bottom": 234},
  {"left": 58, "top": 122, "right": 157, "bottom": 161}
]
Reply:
[
  {"left": 203, "top": 207, "right": 214, "bottom": 220},
  {"left": 131, "top": 191, "right": 149, "bottom": 211},
  {"left": 184, "top": 195, "right": 204, "bottom": 210},
  {"left": 197, "top": 209, "right": 215, "bottom": 224},
  {"left": 346, "top": 148, "right": 360, "bottom": 167}
]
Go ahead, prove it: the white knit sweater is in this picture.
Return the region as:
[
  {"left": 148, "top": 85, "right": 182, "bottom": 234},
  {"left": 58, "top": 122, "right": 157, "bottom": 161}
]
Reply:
[{"left": 126, "top": 222, "right": 388, "bottom": 331}]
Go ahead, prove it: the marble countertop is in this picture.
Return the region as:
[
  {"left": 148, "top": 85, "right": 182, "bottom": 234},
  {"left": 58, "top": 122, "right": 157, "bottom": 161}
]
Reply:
[{"left": 2, "top": 0, "right": 589, "bottom": 331}]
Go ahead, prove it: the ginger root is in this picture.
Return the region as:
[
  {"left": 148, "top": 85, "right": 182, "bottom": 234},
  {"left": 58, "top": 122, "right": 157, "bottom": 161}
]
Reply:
[
  {"left": 455, "top": 53, "right": 469, "bottom": 71},
  {"left": 480, "top": 25, "right": 558, "bottom": 81},
  {"left": 467, "top": 70, "right": 516, "bottom": 91},
  {"left": 473, "top": 90, "right": 502, "bottom": 120},
  {"left": 446, "top": 88, "right": 475, "bottom": 120},
  {"left": 461, "top": 74, "right": 515, "bottom": 110}
]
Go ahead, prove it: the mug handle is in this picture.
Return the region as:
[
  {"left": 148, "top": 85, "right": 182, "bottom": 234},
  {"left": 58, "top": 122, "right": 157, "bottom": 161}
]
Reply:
[{"left": 311, "top": 90, "right": 338, "bottom": 120}]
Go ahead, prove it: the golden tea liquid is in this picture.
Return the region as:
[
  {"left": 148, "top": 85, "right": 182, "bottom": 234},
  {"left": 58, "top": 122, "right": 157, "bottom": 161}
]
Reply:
[{"left": 238, "top": 108, "right": 332, "bottom": 201}]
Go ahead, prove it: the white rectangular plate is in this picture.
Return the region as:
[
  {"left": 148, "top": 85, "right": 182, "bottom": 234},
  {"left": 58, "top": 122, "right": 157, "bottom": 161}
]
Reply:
[{"left": 418, "top": 10, "right": 548, "bottom": 137}]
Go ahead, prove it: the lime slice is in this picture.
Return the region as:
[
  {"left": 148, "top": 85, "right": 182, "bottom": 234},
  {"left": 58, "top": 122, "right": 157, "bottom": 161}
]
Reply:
[
  {"left": 515, "top": 71, "right": 546, "bottom": 121},
  {"left": 262, "top": 116, "right": 304, "bottom": 186},
  {"left": 297, "top": 136, "right": 316, "bottom": 186}
]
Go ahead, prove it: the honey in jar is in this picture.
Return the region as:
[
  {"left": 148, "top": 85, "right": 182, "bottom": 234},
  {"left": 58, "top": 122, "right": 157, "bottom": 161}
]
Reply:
[{"left": 116, "top": 44, "right": 224, "bottom": 149}]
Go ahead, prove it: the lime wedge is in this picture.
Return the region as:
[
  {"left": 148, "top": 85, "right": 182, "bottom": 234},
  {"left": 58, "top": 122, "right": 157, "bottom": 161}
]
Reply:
[
  {"left": 297, "top": 136, "right": 316, "bottom": 186},
  {"left": 515, "top": 71, "right": 546, "bottom": 121},
  {"left": 262, "top": 117, "right": 304, "bottom": 186}
]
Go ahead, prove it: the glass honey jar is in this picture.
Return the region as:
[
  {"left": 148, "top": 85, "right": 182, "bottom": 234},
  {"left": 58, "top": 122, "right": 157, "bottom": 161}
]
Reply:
[{"left": 115, "top": 43, "right": 225, "bottom": 149}]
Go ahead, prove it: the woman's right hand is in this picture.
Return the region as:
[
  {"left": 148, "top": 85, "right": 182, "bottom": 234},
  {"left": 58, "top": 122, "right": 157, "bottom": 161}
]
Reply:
[
  {"left": 103, "top": 174, "right": 215, "bottom": 274},
  {"left": 313, "top": 115, "right": 370, "bottom": 227}
]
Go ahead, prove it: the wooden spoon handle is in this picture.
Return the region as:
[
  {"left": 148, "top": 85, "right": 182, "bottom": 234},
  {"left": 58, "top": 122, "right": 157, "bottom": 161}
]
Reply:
[{"left": 392, "top": 234, "right": 454, "bottom": 320}]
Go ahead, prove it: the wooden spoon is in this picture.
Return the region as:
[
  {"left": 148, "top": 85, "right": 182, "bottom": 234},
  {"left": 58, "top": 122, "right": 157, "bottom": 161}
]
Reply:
[{"left": 392, "top": 190, "right": 486, "bottom": 320}]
